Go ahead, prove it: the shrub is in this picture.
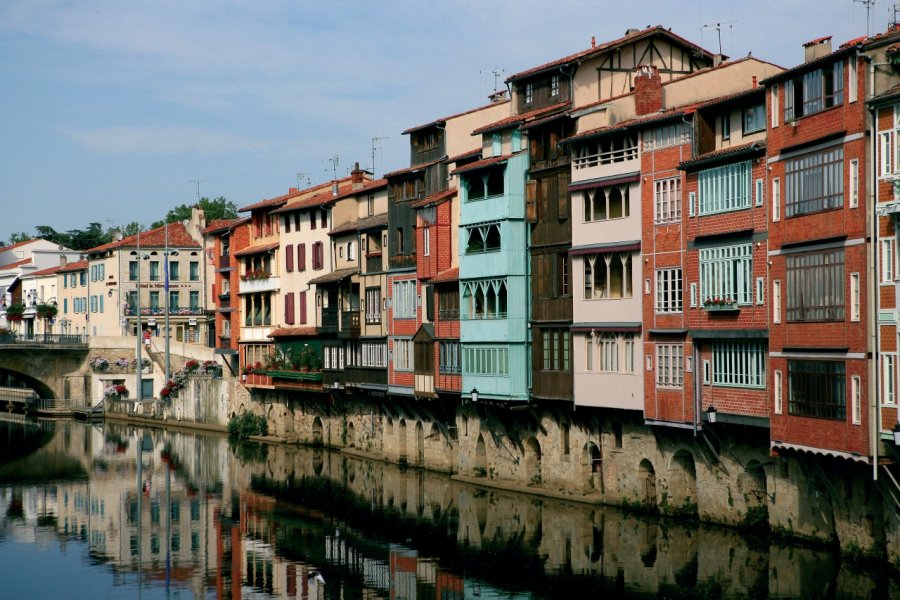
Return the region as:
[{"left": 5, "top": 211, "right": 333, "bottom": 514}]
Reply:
[{"left": 227, "top": 412, "right": 268, "bottom": 440}]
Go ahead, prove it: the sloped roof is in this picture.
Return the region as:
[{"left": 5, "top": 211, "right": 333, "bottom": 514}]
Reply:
[
  {"left": 472, "top": 101, "right": 570, "bottom": 136},
  {"left": 202, "top": 217, "right": 249, "bottom": 235},
  {"left": 309, "top": 267, "right": 358, "bottom": 285},
  {"left": 431, "top": 267, "right": 459, "bottom": 284},
  {"left": 679, "top": 141, "right": 766, "bottom": 171},
  {"left": 273, "top": 178, "right": 387, "bottom": 214},
  {"left": 233, "top": 241, "right": 279, "bottom": 257},
  {"left": 384, "top": 157, "right": 445, "bottom": 179},
  {"left": 0, "top": 258, "right": 32, "bottom": 271},
  {"left": 0, "top": 239, "right": 43, "bottom": 254},
  {"left": 58, "top": 260, "right": 87, "bottom": 273},
  {"left": 561, "top": 104, "right": 698, "bottom": 145},
  {"left": 411, "top": 188, "right": 456, "bottom": 209},
  {"left": 507, "top": 25, "right": 716, "bottom": 82},
  {"left": 238, "top": 175, "right": 358, "bottom": 213},
  {"left": 450, "top": 152, "right": 524, "bottom": 176},
  {"left": 23, "top": 264, "right": 67, "bottom": 278},
  {"left": 329, "top": 213, "right": 389, "bottom": 236},
  {"left": 447, "top": 148, "right": 482, "bottom": 164},
  {"left": 402, "top": 99, "right": 510, "bottom": 135},
  {"left": 87, "top": 222, "right": 200, "bottom": 253},
  {"left": 269, "top": 327, "right": 318, "bottom": 338}
]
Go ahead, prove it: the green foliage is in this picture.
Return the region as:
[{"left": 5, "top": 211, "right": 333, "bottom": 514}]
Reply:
[
  {"left": 151, "top": 197, "right": 238, "bottom": 229},
  {"left": 741, "top": 505, "right": 769, "bottom": 530},
  {"left": 4, "top": 302, "right": 25, "bottom": 322},
  {"left": 227, "top": 412, "right": 268, "bottom": 440},
  {"left": 36, "top": 303, "right": 57, "bottom": 320},
  {"left": 6, "top": 232, "right": 32, "bottom": 245}
]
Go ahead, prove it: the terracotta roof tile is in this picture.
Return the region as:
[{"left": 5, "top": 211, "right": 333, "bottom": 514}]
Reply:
[
  {"left": 411, "top": 188, "right": 456, "bottom": 209},
  {"left": 329, "top": 213, "right": 389, "bottom": 236},
  {"left": 450, "top": 152, "right": 524, "bottom": 176},
  {"left": 384, "top": 157, "right": 445, "bottom": 179},
  {"left": 202, "top": 217, "right": 249, "bottom": 235},
  {"left": 309, "top": 267, "right": 357, "bottom": 285},
  {"left": 87, "top": 222, "right": 200, "bottom": 253},
  {"left": 402, "top": 99, "right": 511, "bottom": 135},
  {"left": 447, "top": 148, "right": 482, "bottom": 164},
  {"left": 507, "top": 26, "right": 716, "bottom": 82},
  {"left": 0, "top": 258, "right": 32, "bottom": 271},
  {"left": 238, "top": 176, "right": 358, "bottom": 213},
  {"left": 23, "top": 264, "right": 67, "bottom": 278},
  {"left": 233, "top": 241, "right": 279, "bottom": 257},
  {"left": 472, "top": 102, "right": 570, "bottom": 136},
  {"left": 678, "top": 141, "right": 766, "bottom": 171},
  {"left": 430, "top": 267, "right": 459, "bottom": 284},
  {"left": 269, "top": 327, "right": 318, "bottom": 338},
  {"left": 58, "top": 260, "right": 87, "bottom": 273},
  {"left": 561, "top": 104, "right": 699, "bottom": 145},
  {"left": 273, "top": 178, "right": 387, "bottom": 214},
  {"left": 0, "top": 239, "right": 43, "bottom": 254}
]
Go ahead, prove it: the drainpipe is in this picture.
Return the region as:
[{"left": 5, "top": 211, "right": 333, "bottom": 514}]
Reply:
[{"left": 867, "top": 52, "right": 881, "bottom": 481}]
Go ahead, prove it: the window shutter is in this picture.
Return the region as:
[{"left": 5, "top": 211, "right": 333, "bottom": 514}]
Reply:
[
  {"left": 285, "top": 292, "right": 294, "bottom": 324},
  {"left": 557, "top": 172, "right": 570, "bottom": 220},
  {"left": 321, "top": 209, "right": 327, "bottom": 228},
  {"left": 286, "top": 244, "right": 294, "bottom": 272},
  {"left": 299, "top": 291, "right": 307, "bottom": 324},
  {"left": 298, "top": 244, "right": 306, "bottom": 271},
  {"left": 525, "top": 180, "right": 538, "bottom": 223}
]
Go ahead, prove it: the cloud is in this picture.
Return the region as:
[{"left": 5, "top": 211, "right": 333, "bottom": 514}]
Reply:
[{"left": 61, "top": 125, "right": 267, "bottom": 155}]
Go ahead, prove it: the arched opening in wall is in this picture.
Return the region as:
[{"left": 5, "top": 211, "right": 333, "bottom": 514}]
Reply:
[
  {"left": 524, "top": 437, "right": 542, "bottom": 485},
  {"left": 415, "top": 421, "right": 425, "bottom": 466},
  {"left": 612, "top": 421, "right": 623, "bottom": 449},
  {"left": 582, "top": 442, "right": 603, "bottom": 493},
  {"left": 638, "top": 459, "right": 657, "bottom": 508},
  {"left": 346, "top": 420, "right": 356, "bottom": 448},
  {"left": 230, "top": 412, "right": 236, "bottom": 420},
  {"left": 475, "top": 491, "right": 488, "bottom": 537},
  {"left": 312, "top": 447, "right": 324, "bottom": 476},
  {"left": 742, "top": 460, "right": 769, "bottom": 528},
  {"left": 311, "top": 417, "right": 324, "bottom": 446},
  {"left": 398, "top": 419, "right": 408, "bottom": 462},
  {"left": 667, "top": 450, "right": 698, "bottom": 514},
  {"left": 0, "top": 368, "right": 56, "bottom": 400},
  {"left": 387, "top": 417, "right": 394, "bottom": 434},
  {"left": 474, "top": 434, "right": 487, "bottom": 476}
]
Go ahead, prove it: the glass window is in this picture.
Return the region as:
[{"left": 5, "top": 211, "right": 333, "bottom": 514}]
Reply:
[
  {"left": 654, "top": 178, "right": 680, "bottom": 223},
  {"left": 583, "top": 253, "right": 632, "bottom": 300},
  {"left": 711, "top": 341, "right": 766, "bottom": 388},
  {"left": 743, "top": 104, "right": 765, "bottom": 134},
  {"left": 392, "top": 280, "right": 417, "bottom": 319},
  {"left": 698, "top": 161, "right": 751, "bottom": 215},
  {"left": 788, "top": 360, "right": 845, "bottom": 420},
  {"left": 169, "top": 261, "right": 180, "bottom": 281},
  {"left": 149, "top": 261, "right": 160, "bottom": 281},
  {"left": 784, "top": 147, "right": 843, "bottom": 217},
  {"left": 656, "top": 344, "right": 684, "bottom": 388},
  {"left": 190, "top": 261, "right": 199, "bottom": 281},
  {"left": 699, "top": 243, "right": 753, "bottom": 306},
  {"left": 786, "top": 249, "right": 844, "bottom": 322},
  {"left": 655, "top": 268, "right": 682, "bottom": 313}
]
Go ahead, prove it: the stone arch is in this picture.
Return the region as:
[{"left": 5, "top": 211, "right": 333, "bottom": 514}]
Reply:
[
  {"left": 398, "top": 419, "right": 407, "bottom": 462},
  {"left": 474, "top": 434, "right": 487, "bottom": 476},
  {"left": 638, "top": 458, "right": 657, "bottom": 508},
  {"left": 346, "top": 420, "right": 356, "bottom": 448},
  {"left": 415, "top": 421, "right": 425, "bottom": 466},
  {"left": 311, "top": 416, "right": 323, "bottom": 446},
  {"left": 667, "top": 450, "right": 697, "bottom": 513},
  {"left": 524, "top": 436, "right": 542, "bottom": 485},
  {"left": 0, "top": 368, "right": 55, "bottom": 400},
  {"left": 582, "top": 442, "right": 603, "bottom": 493}
]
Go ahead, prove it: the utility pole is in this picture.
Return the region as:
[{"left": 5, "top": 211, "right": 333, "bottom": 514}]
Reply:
[
  {"left": 702, "top": 21, "right": 736, "bottom": 56},
  {"left": 855, "top": 0, "right": 876, "bottom": 37}
]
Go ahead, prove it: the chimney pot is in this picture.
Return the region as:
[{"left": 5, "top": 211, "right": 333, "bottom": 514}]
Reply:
[
  {"left": 332, "top": 181, "right": 339, "bottom": 197},
  {"left": 591, "top": 36, "right": 596, "bottom": 48},
  {"left": 633, "top": 65, "right": 662, "bottom": 115}
]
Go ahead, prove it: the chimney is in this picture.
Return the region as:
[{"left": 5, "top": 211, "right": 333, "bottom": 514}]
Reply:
[
  {"left": 351, "top": 162, "right": 365, "bottom": 189},
  {"left": 633, "top": 65, "right": 662, "bottom": 116},
  {"left": 752, "top": 75, "right": 758, "bottom": 88},
  {"left": 332, "top": 181, "right": 339, "bottom": 197},
  {"left": 488, "top": 89, "right": 508, "bottom": 103},
  {"left": 591, "top": 35, "right": 596, "bottom": 49},
  {"left": 60, "top": 255, "right": 68, "bottom": 267},
  {"left": 289, "top": 187, "right": 299, "bottom": 194},
  {"left": 803, "top": 36, "right": 832, "bottom": 63}
]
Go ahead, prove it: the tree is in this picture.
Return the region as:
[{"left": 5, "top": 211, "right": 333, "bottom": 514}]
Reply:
[
  {"left": 5, "top": 232, "right": 32, "bottom": 246},
  {"left": 151, "top": 197, "right": 238, "bottom": 229}
]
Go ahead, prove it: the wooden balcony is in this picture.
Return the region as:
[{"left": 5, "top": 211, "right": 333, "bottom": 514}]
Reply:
[
  {"left": 365, "top": 253, "right": 382, "bottom": 273},
  {"left": 532, "top": 369, "right": 573, "bottom": 401},
  {"left": 319, "top": 307, "right": 338, "bottom": 332},
  {"left": 341, "top": 310, "right": 360, "bottom": 335}
]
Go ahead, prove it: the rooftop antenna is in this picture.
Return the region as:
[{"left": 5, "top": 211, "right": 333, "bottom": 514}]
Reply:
[
  {"left": 480, "top": 65, "right": 505, "bottom": 92},
  {"left": 855, "top": 0, "right": 876, "bottom": 36},
  {"left": 189, "top": 179, "right": 204, "bottom": 202},
  {"left": 370, "top": 137, "right": 387, "bottom": 175},
  {"left": 702, "top": 20, "right": 736, "bottom": 56},
  {"left": 890, "top": 3, "right": 900, "bottom": 31},
  {"left": 325, "top": 155, "right": 340, "bottom": 180},
  {"left": 296, "top": 171, "right": 310, "bottom": 189}
]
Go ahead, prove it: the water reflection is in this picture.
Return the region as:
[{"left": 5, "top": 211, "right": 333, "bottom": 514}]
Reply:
[{"left": 0, "top": 418, "right": 898, "bottom": 599}]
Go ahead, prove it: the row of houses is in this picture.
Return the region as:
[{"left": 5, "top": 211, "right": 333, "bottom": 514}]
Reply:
[{"left": 6, "top": 23, "right": 900, "bottom": 471}]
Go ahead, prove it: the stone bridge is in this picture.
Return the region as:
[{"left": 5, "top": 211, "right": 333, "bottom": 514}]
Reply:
[{"left": 0, "top": 335, "right": 92, "bottom": 400}]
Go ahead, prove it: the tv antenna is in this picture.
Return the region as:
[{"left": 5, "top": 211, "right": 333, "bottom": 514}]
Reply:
[
  {"left": 892, "top": 3, "right": 900, "bottom": 30},
  {"left": 481, "top": 65, "right": 505, "bottom": 92},
  {"left": 189, "top": 179, "right": 204, "bottom": 202},
  {"left": 296, "top": 171, "right": 311, "bottom": 189},
  {"left": 370, "top": 136, "right": 387, "bottom": 175},
  {"left": 325, "top": 155, "right": 340, "bottom": 180},
  {"left": 855, "top": 0, "right": 876, "bottom": 36},
  {"left": 702, "top": 20, "right": 736, "bottom": 56}
]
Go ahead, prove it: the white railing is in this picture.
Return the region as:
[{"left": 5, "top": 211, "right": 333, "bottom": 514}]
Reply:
[
  {"left": 238, "top": 276, "right": 281, "bottom": 295},
  {"left": 573, "top": 146, "right": 638, "bottom": 170}
]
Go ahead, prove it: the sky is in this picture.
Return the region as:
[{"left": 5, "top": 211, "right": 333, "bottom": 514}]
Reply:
[{"left": 0, "top": 0, "right": 887, "bottom": 243}]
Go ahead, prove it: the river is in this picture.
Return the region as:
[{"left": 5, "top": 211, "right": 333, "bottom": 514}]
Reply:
[{"left": 0, "top": 417, "right": 897, "bottom": 599}]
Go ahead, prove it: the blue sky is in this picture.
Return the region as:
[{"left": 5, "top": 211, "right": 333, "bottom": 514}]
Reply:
[{"left": 0, "top": 0, "right": 883, "bottom": 243}]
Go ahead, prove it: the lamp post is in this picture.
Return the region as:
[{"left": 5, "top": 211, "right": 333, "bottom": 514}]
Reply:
[{"left": 470, "top": 388, "right": 479, "bottom": 403}]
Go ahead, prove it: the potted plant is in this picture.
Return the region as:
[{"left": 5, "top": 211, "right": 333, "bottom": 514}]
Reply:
[
  {"left": 4, "top": 302, "right": 25, "bottom": 323},
  {"left": 35, "top": 303, "right": 57, "bottom": 320}
]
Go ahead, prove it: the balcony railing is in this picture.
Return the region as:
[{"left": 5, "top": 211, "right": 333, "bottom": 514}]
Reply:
[
  {"left": 218, "top": 294, "right": 231, "bottom": 309},
  {"left": 124, "top": 307, "right": 205, "bottom": 316},
  {"left": 573, "top": 145, "right": 638, "bottom": 170},
  {"left": 0, "top": 333, "right": 88, "bottom": 346},
  {"left": 438, "top": 308, "right": 460, "bottom": 321},
  {"left": 320, "top": 307, "right": 338, "bottom": 330},
  {"left": 341, "top": 310, "right": 360, "bottom": 334},
  {"left": 238, "top": 276, "right": 280, "bottom": 295}
]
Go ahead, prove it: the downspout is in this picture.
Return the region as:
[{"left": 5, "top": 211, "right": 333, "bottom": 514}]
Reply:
[
  {"left": 865, "top": 51, "right": 880, "bottom": 481},
  {"left": 682, "top": 112, "right": 699, "bottom": 435}
]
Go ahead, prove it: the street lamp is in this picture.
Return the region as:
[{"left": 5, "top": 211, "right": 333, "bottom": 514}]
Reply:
[{"left": 470, "top": 388, "right": 479, "bottom": 403}]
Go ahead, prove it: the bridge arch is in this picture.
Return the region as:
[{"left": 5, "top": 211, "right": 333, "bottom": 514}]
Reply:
[{"left": 0, "top": 369, "right": 56, "bottom": 400}]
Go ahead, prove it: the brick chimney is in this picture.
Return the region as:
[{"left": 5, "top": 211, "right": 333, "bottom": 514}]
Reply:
[
  {"left": 351, "top": 162, "right": 365, "bottom": 189},
  {"left": 803, "top": 36, "right": 832, "bottom": 63},
  {"left": 633, "top": 65, "right": 662, "bottom": 115}
]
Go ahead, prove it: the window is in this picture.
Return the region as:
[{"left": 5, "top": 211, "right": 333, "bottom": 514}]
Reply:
[
  {"left": 299, "top": 291, "right": 307, "bottom": 324},
  {"left": 324, "top": 345, "right": 344, "bottom": 370},
  {"left": 743, "top": 104, "right": 765, "bottom": 134},
  {"left": 771, "top": 84, "right": 779, "bottom": 128},
  {"left": 849, "top": 56, "right": 858, "bottom": 103},
  {"left": 550, "top": 75, "right": 559, "bottom": 97},
  {"left": 849, "top": 159, "right": 859, "bottom": 208},
  {"left": 575, "top": 132, "right": 638, "bottom": 168},
  {"left": 583, "top": 253, "right": 632, "bottom": 299},
  {"left": 712, "top": 341, "right": 766, "bottom": 388},
  {"left": 788, "top": 360, "right": 845, "bottom": 420},
  {"left": 422, "top": 228, "right": 430, "bottom": 257},
  {"left": 721, "top": 113, "right": 731, "bottom": 139},
  {"left": 463, "top": 346, "right": 509, "bottom": 375},
  {"left": 755, "top": 179, "right": 764, "bottom": 207},
  {"left": 465, "top": 167, "right": 504, "bottom": 201},
  {"left": 129, "top": 261, "right": 138, "bottom": 281},
  {"left": 850, "top": 272, "right": 860, "bottom": 322},
  {"left": 348, "top": 241, "right": 357, "bottom": 261},
  {"left": 189, "top": 291, "right": 199, "bottom": 311},
  {"left": 774, "top": 370, "right": 783, "bottom": 414},
  {"left": 654, "top": 178, "right": 680, "bottom": 223},
  {"left": 169, "top": 291, "right": 180, "bottom": 310},
  {"left": 320, "top": 209, "right": 327, "bottom": 228},
  {"left": 597, "top": 334, "right": 618, "bottom": 372},
  {"left": 699, "top": 243, "right": 752, "bottom": 305},
  {"left": 190, "top": 261, "right": 199, "bottom": 281},
  {"left": 784, "top": 147, "right": 843, "bottom": 217},
  {"left": 773, "top": 280, "right": 781, "bottom": 323},
  {"left": 783, "top": 61, "right": 844, "bottom": 121},
  {"left": 585, "top": 336, "right": 593, "bottom": 370},
  {"left": 462, "top": 279, "right": 507, "bottom": 319},
  {"left": 438, "top": 285, "right": 459, "bottom": 320},
  {"left": 80, "top": 272, "right": 86, "bottom": 286},
  {"left": 656, "top": 344, "right": 684, "bottom": 388},
  {"left": 881, "top": 132, "right": 892, "bottom": 177},
  {"left": 525, "top": 82, "right": 533, "bottom": 104},
  {"left": 439, "top": 341, "right": 461, "bottom": 374},
  {"left": 297, "top": 244, "right": 306, "bottom": 271},
  {"left": 690, "top": 282, "right": 697, "bottom": 307},
  {"left": 283, "top": 215, "right": 291, "bottom": 233},
  {"left": 884, "top": 354, "right": 897, "bottom": 405},
  {"left": 149, "top": 261, "right": 160, "bottom": 281},
  {"left": 584, "top": 185, "right": 630, "bottom": 222},
  {"left": 365, "top": 287, "right": 382, "bottom": 323},
  {"left": 786, "top": 249, "right": 844, "bottom": 321},
  {"left": 392, "top": 280, "right": 417, "bottom": 319},
  {"left": 643, "top": 123, "right": 690, "bottom": 151},
  {"left": 367, "top": 194, "right": 375, "bottom": 216},
  {"left": 756, "top": 276, "right": 765, "bottom": 305},
  {"left": 851, "top": 375, "right": 861, "bottom": 424},
  {"left": 285, "top": 244, "right": 294, "bottom": 272},
  {"left": 492, "top": 133, "right": 502, "bottom": 156},
  {"left": 465, "top": 223, "right": 501, "bottom": 254},
  {"left": 883, "top": 239, "right": 896, "bottom": 283},
  {"left": 557, "top": 253, "right": 569, "bottom": 297},
  {"left": 149, "top": 291, "right": 160, "bottom": 310},
  {"left": 655, "top": 268, "right": 682, "bottom": 313},
  {"left": 169, "top": 261, "right": 180, "bottom": 281},
  {"left": 772, "top": 178, "right": 781, "bottom": 222},
  {"left": 540, "top": 328, "right": 570, "bottom": 371},
  {"left": 312, "top": 242, "right": 324, "bottom": 270},
  {"left": 310, "top": 211, "right": 317, "bottom": 230},
  {"left": 688, "top": 191, "right": 696, "bottom": 217},
  {"left": 698, "top": 161, "right": 751, "bottom": 215}
]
